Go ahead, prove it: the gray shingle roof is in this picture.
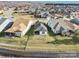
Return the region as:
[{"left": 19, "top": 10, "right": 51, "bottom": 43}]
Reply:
[
  {"left": 0, "top": 16, "right": 4, "bottom": 25},
  {"left": 70, "top": 18, "right": 79, "bottom": 25},
  {"left": 34, "top": 21, "right": 47, "bottom": 32}
]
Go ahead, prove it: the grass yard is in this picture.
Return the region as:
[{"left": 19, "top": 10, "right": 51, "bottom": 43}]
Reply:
[
  {"left": 0, "top": 14, "right": 79, "bottom": 52},
  {"left": 0, "top": 14, "right": 36, "bottom": 50},
  {"left": 24, "top": 25, "right": 79, "bottom": 51},
  {"left": 25, "top": 34, "right": 79, "bottom": 52}
]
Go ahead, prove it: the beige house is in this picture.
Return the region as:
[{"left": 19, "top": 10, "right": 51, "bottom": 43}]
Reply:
[{"left": 5, "top": 18, "right": 33, "bottom": 37}]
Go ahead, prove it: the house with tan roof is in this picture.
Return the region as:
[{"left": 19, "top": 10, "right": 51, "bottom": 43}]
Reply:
[{"left": 5, "top": 18, "right": 33, "bottom": 37}]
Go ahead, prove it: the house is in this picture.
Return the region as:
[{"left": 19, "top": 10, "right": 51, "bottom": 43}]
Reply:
[
  {"left": 70, "top": 18, "right": 79, "bottom": 25},
  {"left": 34, "top": 21, "right": 48, "bottom": 35},
  {"left": 5, "top": 18, "right": 33, "bottom": 37},
  {"left": 71, "top": 11, "right": 79, "bottom": 18},
  {"left": 0, "top": 16, "right": 14, "bottom": 32},
  {"left": 35, "top": 8, "right": 49, "bottom": 18},
  {"left": 62, "top": 17, "right": 79, "bottom": 30},
  {"left": 15, "top": 9, "right": 33, "bottom": 15},
  {"left": 40, "top": 11, "right": 49, "bottom": 18},
  {"left": 47, "top": 16, "right": 74, "bottom": 36},
  {"left": 3, "top": 8, "right": 14, "bottom": 18},
  {"left": 70, "top": 18, "right": 79, "bottom": 30}
]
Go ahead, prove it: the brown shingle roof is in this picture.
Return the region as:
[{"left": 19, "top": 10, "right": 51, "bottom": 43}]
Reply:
[
  {"left": 64, "top": 20, "right": 75, "bottom": 29},
  {"left": 5, "top": 18, "right": 29, "bottom": 33}
]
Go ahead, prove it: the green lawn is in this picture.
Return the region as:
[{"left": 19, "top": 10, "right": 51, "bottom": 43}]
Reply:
[
  {"left": 0, "top": 24, "right": 79, "bottom": 51},
  {"left": 24, "top": 26, "right": 79, "bottom": 51},
  {"left": 0, "top": 14, "right": 79, "bottom": 51}
]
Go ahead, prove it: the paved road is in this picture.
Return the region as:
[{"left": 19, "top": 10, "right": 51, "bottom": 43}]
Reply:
[{"left": 0, "top": 48, "right": 79, "bottom": 57}]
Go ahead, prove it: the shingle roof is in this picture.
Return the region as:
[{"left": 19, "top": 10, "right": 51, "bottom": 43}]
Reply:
[
  {"left": 51, "top": 18, "right": 74, "bottom": 31},
  {"left": 70, "top": 18, "right": 79, "bottom": 25},
  {"left": 0, "top": 16, "right": 4, "bottom": 25},
  {"left": 5, "top": 18, "right": 29, "bottom": 33},
  {"left": 34, "top": 21, "right": 47, "bottom": 32},
  {"left": 64, "top": 20, "right": 75, "bottom": 29}
]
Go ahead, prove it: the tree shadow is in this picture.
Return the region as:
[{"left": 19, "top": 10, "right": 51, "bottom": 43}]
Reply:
[
  {"left": 44, "top": 24, "right": 56, "bottom": 37},
  {"left": 0, "top": 32, "right": 5, "bottom": 37},
  {"left": 25, "top": 25, "right": 34, "bottom": 36},
  {"left": 47, "top": 36, "right": 79, "bottom": 45}
]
